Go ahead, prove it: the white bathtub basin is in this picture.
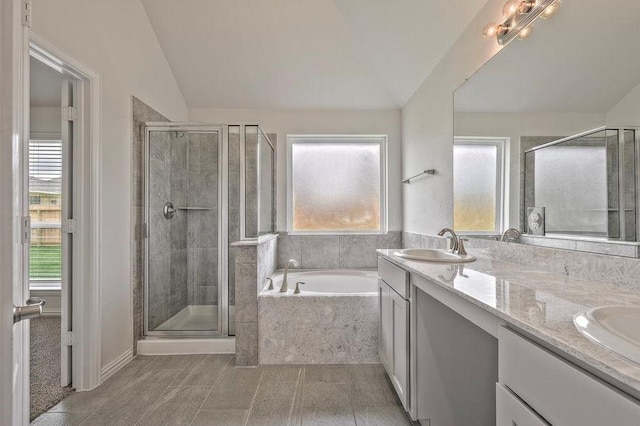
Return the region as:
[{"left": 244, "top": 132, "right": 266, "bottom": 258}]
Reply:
[
  {"left": 394, "top": 248, "right": 476, "bottom": 263},
  {"left": 574, "top": 306, "right": 640, "bottom": 365},
  {"left": 264, "top": 269, "right": 377, "bottom": 294}
]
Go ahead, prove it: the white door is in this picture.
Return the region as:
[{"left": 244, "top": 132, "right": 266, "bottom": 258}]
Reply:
[{"left": 60, "top": 78, "right": 75, "bottom": 387}]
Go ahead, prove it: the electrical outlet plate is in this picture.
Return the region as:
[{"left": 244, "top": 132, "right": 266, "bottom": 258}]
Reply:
[{"left": 528, "top": 207, "right": 545, "bottom": 236}]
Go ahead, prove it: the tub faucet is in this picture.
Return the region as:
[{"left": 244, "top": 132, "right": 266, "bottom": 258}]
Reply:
[
  {"left": 281, "top": 259, "right": 300, "bottom": 292},
  {"left": 501, "top": 228, "right": 522, "bottom": 242}
]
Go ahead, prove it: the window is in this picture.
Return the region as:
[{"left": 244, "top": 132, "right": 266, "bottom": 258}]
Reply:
[
  {"left": 29, "top": 139, "right": 63, "bottom": 289},
  {"left": 287, "top": 135, "right": 387, "bottom": 234},
  {"left": 453, "top": 137, "right": 506, "bottom": 234}
]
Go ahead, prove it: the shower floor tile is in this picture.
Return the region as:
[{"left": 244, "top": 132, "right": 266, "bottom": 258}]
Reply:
[{"left": 155, "top": 305, "right": 218, "bottom": 331}]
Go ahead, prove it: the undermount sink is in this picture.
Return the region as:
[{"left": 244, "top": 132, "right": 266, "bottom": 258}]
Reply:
[
  {"left": 393, "top": 248, "right": 476, "bottom": 263},
  {"left": 574, "top": 306, "right": 640, "bottom": 366}
]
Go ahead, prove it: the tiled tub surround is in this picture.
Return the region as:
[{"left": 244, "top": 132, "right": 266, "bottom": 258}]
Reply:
[
  {"left": 277, "top": 231, "right": 402, "bottom": 269},
  {"left": 377, "top": 248, "right": 640, "bottom": 400},
  {"left": 232, "top": 235, "right": 278, "bottom": 366},
  {"left": 258, "top": 270, "right": 379, "bottom": 364}
]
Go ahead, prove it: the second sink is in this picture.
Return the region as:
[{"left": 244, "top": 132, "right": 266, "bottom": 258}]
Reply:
[
  {"left": 393, "top": 248, "right": 476, "bottom": 263},
  {"left": 574, "top": 306, "right": 640, "bottom": 366}
]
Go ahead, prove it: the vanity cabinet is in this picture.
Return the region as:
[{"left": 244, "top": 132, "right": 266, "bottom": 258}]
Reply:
[
  {"left": 378, "top": 258, "right": 410, "bottom": 411},
  {"left": 499, "top": 327, "right": 640, "bottom": 426},
  {"left": 496, "top": 383, "right": 549, "bottom": 426}
]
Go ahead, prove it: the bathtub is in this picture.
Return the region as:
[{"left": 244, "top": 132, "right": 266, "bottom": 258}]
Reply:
[
  {"left": 264, "top": 269, "right": 377, "bottom": 295},
  {"left": 258, "top": 269, "right": 379, "bottom": 364}
]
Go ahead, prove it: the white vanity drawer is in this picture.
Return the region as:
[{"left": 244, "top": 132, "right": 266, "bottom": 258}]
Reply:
[
  {"left": 499, "top": 327, "right": 640, "bottom": 426},
  {"left": 378, "top": 257, "right": 409, "bottom": 298},
  {"left": 496, "top": 383, "right": 549, "bottom": 426}
]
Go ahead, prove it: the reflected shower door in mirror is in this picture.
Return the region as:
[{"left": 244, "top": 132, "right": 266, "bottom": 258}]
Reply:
[
  {"left": 524, "top": 128, "right": 637, "bottom": 241},
  {"left": 145, "top": 126, "right": 226, "bottom": 336},
  {"left": 453, "top": 0, "right": 640, "bottom": 249}
]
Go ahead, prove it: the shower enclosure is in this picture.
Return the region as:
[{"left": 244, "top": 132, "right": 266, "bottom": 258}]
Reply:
[{"left": 144, "top": 124, "right": 274, "bottom": 337}]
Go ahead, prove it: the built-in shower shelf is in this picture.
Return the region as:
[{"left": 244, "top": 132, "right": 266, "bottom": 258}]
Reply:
[{"left": 176, "top": 207, "right": 212, "bottom": 211}]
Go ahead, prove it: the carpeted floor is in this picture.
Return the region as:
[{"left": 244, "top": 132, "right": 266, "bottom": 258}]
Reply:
[{"left": 30, "top": 316, "right": 73, "bottom": 421}]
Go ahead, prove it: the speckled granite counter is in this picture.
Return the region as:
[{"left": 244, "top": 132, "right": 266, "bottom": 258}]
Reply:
[{"left": 377, "top": 249, "right": 640, "bottom": 400}]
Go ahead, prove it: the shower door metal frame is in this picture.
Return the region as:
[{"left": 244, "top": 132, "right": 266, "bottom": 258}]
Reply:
[{"left": 143, "top": 123, "right": 229, "bottom": 337}]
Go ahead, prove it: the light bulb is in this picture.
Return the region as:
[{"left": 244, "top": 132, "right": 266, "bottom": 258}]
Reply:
[
  {"left": 502, "top": 0, "right": 521, "bottom": 17},
  {"left": 517, "top": 25, "right": 534, "bottom": 40},
  {"left": 541, "top": 0, "right": 561, "bottom": 18},
  {"left": 483, "top": 23, "right": 500, "bottom": 38}
]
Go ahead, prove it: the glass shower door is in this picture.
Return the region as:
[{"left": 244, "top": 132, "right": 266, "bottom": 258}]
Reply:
[{"left": 145, "top": 126, "right": 225, "bottom": 336}]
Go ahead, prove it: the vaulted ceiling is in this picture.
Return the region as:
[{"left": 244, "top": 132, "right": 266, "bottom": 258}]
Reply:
[
  {"left": 141, "top": 0, "right": 488, "bottom": 109},
  {"left": 455, "top": 0, "right": 640, "bottom": 114}
]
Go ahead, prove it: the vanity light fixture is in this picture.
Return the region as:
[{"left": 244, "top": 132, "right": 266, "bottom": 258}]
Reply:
[{"left": 483, "top": 0, "right": 560, "bottom": 45}]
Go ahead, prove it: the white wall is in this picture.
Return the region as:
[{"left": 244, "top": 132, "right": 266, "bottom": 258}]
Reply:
[
  {"left": 30, "top": 107, "right": 60, "bottom": 135},
  {"left": 454, "top": 112, "right": 605, "bottom": 227},
  {"left": 32, "top": 0, "right": 188, "bottom": 370},
  {"left": 401, "top": 0, "right": 507, "bottom": 235},
  {"left": 189, "top": 108, "right": 403, "bottom": 232},
  {"left": 607, "top": 81, "right": 640, "bottom": 126}
]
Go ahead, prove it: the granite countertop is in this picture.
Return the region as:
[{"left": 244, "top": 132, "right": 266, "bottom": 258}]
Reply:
[{"left": 377, "top": 249, "right": 640, "bottom": 399}]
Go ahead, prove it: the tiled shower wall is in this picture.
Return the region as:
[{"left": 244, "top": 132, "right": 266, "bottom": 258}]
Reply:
[
  {"left": 187, "top": 133, "right": 219, "bottom": 306},
  {"left": 132, "top": 97, "right": 171, "bottom": 352},
  {"left": 276, "top": 232, "right": 402, "bottom": 269},
  {"left": 147, "top": 131, "right": 190, "bottom": 330}
]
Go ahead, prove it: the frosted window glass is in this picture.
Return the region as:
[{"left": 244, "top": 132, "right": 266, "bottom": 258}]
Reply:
[
  {"left": 454, "top": 144, "right": 497, "bottom": 232},
  {"left": 291, "top": 140, "right": 382, "bottom": 232}
]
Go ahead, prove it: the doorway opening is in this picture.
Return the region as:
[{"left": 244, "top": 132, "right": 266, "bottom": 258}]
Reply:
[{"left": 28, "top": 51, "right": 76, "bottom": 420}]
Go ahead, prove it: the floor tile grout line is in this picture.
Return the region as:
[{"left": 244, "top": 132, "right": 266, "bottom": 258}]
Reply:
[
  {"left": 242, "top": 366, "right": 266, "bottom": 426},
  {"left": 188, "top": 355, "right": 234, "bottom": 426}
]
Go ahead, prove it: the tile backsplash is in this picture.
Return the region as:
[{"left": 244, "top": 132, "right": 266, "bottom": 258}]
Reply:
[
  {"left": 277, "top": 231, "right": 402, "bottom": 269},
  {"left": 403, "top": 231, "right": 640, "bottom": 291}
]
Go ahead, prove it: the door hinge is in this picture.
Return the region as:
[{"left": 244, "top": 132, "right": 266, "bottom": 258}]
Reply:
[
  {"left": 21, "top": 216, "right": 31, "bottom": 244},
  {"left": 63, "top": 218, "right": 78, "bottom": 234},
  {"left": 62, "top": 106, "right": 78, "bottom": 121},
  {"left": 143, "top": 223, "right": 149, "bottom": 239},
  {"left": 61, "top": 331, "right": 75, "bottom": 346},
  {"left": 22, "top": 0, "right": 32, "bottom": 27}
]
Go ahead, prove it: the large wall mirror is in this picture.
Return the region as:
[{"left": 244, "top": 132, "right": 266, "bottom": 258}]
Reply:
[{"left": 454, "top": 0, "right": 640, "bottom": 255}]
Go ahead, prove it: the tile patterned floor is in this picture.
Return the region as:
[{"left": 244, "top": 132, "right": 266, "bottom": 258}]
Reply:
[{"left": 31, "top": 354, "right": 418, "bottom": 425}]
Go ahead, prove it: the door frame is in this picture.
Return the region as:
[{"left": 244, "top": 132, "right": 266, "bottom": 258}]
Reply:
[
  {"left": 28, "top": 31, "right": 103, "bottom": 391},
  {"left": 0, "top": 2, "right": 103, "bottom": 422}
]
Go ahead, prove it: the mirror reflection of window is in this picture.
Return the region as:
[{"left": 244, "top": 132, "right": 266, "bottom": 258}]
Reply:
[{"left": 453, "top": 138, "right": 505, "bottom": 234}]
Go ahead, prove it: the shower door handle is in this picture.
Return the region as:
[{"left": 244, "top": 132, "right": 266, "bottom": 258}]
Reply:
[
  {"left": 163, "top": 201, "right": 177, "bottom": 219},
  {"left": 13, "top": 298, "right": 46, "bottom": 323}
]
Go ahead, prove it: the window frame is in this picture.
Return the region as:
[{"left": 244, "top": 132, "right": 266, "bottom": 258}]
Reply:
[
  {"left": 453, "top": 137, "right": 507, "bottom": 235},
  {"left": 28, "top": 137, "right": 63, "bottom": 290},
  {"left": 286, "top": 134, "right": 388, "bottom": 235}
]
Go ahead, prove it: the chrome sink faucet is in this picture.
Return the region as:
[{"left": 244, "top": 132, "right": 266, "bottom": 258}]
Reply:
[
  {"left": 437, "top": 228, "right": 459, "bottom": 253},
  {"left": 501, "top": 228, "right": 522, "bottom": 242},
  {"left": 437, "top": 228, "right": 469, "bottom": 256},
  {"left": 281, "top": 259, "right": 300, "bottom": 292}
]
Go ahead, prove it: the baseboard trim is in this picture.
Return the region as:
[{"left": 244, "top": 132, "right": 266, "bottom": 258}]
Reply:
[{"left": 100, "top": 347, "right": 133, "bottom": 383}]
